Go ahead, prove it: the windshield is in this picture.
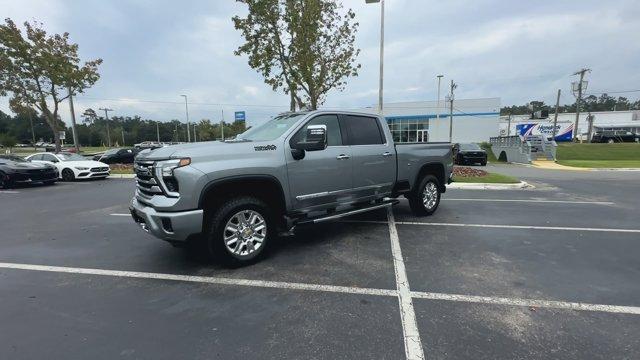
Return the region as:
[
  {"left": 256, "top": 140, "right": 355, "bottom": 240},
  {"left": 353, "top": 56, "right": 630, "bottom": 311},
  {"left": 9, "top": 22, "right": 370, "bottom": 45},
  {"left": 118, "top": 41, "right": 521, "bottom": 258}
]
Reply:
[
  {"left": 459, "top": 143, "right": 482, "bottom": 151},
  {"left": 57, "top": 153, "right": 87, "bottom": 161},
  {"left": 104, "top": 149, "right": 119, "bottom": 155},
  {"left": 236, "top": 113, "right": 306, "bottom": 141},
  {"left": 0, "top": 155, "right": 27, "bottom": 162}
]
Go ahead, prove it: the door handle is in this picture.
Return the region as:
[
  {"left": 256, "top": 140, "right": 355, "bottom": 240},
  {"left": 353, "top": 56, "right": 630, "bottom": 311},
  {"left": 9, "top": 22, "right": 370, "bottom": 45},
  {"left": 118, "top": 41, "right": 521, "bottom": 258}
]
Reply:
[
  {"left": 382, "top": 152, "right": 393, "bottom": 157},
  {"left": 336, "top": 154, "right": 350, "bottom": 160}
]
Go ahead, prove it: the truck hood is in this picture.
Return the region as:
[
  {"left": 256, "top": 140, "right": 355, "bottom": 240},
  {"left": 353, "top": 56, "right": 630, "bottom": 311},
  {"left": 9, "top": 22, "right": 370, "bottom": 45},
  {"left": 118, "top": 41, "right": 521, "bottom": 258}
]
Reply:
[{"left": 136, "top": 140, "right": 279, "bottom": 161}]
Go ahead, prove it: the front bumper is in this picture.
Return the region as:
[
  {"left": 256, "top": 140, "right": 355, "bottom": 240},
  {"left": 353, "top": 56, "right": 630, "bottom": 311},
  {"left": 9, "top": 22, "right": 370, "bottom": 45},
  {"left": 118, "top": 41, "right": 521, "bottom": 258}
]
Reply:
[
  {"left": 129, "top": 197, "right": 203, "bottom": 242},
  {"left": 6, "top": 171, "right": 58, "bottom": 183}
]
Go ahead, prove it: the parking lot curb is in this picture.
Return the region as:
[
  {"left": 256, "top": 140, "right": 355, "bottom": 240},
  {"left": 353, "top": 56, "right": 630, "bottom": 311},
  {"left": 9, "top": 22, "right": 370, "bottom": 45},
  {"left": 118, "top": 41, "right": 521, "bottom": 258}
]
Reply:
[
  {"left": 448, "top": 181, "right": 532, "bottom": 190},
  {"left": 108, "top": 174, "right": 135, "bottom": 179}
]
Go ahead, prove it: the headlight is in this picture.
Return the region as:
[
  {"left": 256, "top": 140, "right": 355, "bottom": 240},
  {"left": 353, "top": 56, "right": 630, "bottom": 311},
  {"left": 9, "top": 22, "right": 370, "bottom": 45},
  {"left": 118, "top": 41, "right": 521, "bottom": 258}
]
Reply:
[
  {"left": 154, "top": 158, "right": 190, "bottom": 177},
  {"left": 75, "top": 167, "right": 89, "bottom": 170},
  {"left": 153, "top": 158, "right": 190, "bottom": 197}
]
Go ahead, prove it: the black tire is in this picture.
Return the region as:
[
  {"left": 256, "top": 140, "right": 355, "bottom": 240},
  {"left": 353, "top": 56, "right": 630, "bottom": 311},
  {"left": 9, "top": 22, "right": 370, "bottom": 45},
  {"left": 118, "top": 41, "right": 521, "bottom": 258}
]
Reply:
[
  {"left": 206, "top": 196, "right": 274, "bottom": 266},
  {"left": 407, "top": 175, "right": 441, "bottom": 216},
  {"left": 481, "top": 160, "right": 487, "bottom": 166},
  {"left": 61, "top": 168, "right": 75, "bottom": 181},
  {"left": 0, "top": 172, "right": 12, "bottom": 189}
]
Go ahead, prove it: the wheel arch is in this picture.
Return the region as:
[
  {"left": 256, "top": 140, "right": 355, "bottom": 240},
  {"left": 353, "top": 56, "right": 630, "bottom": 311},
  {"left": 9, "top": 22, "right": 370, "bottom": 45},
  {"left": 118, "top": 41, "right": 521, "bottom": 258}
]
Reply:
[
  {"left": 199, "top": 175, "right": 287, "bottom": 227},
  {"left": 414, "top": 162, "right": 445, "bottom": 192}
]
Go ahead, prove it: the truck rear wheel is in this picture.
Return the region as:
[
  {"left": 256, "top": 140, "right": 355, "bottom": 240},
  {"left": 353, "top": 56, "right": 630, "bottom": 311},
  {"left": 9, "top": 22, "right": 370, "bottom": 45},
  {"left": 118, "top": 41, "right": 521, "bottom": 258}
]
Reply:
[
  {"left": 407, "top": 175, "right": 441, "bottom": 216},
  {"left": 207, "top": 196, "right": 273, "bottom": 266}
]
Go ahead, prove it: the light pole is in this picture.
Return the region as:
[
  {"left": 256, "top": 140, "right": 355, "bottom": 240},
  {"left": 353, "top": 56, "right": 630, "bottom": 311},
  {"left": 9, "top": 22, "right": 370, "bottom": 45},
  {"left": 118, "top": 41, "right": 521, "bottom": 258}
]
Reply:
[
  {"left": 366, "top": 0, "right": 384, "bottom": 114},
  {"left": 436, "top": 74, "right": 444, "bottom": 122},
  {"left": 180, "top": 95, "right": 191, "bottom": 142}
]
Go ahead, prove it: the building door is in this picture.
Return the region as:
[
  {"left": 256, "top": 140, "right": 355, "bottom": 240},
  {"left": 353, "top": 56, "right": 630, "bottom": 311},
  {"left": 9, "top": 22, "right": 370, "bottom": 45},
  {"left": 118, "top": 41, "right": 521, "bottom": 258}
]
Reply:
[{"left": 417, "top": 130, "right": 428, "bottom": 143}]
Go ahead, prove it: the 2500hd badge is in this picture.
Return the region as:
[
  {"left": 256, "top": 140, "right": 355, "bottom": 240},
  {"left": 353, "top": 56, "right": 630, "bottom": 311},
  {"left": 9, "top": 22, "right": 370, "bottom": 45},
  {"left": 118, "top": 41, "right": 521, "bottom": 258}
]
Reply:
[{"left": 254, "top": 145, "right": 277, "bottom": 151}]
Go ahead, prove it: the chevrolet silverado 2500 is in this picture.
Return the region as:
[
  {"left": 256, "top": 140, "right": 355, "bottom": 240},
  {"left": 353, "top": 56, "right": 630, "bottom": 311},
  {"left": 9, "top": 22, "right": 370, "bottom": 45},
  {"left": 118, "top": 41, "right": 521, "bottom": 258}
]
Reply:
[{"left": 130, "top": 110, "right": 453, "bottom": 265}]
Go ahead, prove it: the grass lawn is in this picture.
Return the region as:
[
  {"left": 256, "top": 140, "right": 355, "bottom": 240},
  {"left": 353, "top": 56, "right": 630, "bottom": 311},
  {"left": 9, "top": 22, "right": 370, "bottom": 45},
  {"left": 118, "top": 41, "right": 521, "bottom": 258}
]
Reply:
[
  {"left": 557, "top": 143, "right": 640, "bottom": 160},
  {"left": 556, "top": 160, "right": 640, "bottom": 168},
  {"left": 454, "top": 172, "right": 520, "bottom": 184},
  {"left": 556, "top": 143, "right": 640, "bottom": 168}
]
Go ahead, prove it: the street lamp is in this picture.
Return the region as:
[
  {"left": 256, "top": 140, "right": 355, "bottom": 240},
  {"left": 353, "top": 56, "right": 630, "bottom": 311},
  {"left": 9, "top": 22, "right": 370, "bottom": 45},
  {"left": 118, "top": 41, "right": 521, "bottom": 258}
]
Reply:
[
  {"left": 180, "top": 95, "right": 191, "bottom": 142},
  {"left": 436, "top": 74, "right": 444, "bottom": 122},
  {"left": 366, "top": 0, "right": 384, "bottom": 114}
]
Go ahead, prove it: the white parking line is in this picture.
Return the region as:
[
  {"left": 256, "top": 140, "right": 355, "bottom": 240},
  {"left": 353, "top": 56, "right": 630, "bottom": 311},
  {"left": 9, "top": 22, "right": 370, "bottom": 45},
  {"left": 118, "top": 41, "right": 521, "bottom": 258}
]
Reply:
[
  {"left": 386, "top": 207, "right": 425, "bottom": 360},
  {"left": 342, "top": 220, "right": 640, "bottom": 234},
  {"left": 411, "top": 291, "right": 640, "bottom": 315},
  {"left": 109, "top": 213, "right": 130, "bottom": 217},
  {"left": 0, "top": 262, "right": 396, "bottom": 297},
  {"left": 396, "top": 221, "right": 640, "bottom": 234},
  {"left": 442, "top": 198, "right": 615, "bottom": 205},
  {"left": 1, "top": 261, "right": 640, "bottom": 316},
  {"left": 0, "top": 190, "right": 20, "bottom": 194}
]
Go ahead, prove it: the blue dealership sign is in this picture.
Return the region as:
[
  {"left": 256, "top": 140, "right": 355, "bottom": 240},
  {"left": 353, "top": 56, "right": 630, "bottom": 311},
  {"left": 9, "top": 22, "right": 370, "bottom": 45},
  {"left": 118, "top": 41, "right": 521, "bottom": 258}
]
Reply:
[{"left": 234, "top": 111, "right": 246, "bottom": 122}]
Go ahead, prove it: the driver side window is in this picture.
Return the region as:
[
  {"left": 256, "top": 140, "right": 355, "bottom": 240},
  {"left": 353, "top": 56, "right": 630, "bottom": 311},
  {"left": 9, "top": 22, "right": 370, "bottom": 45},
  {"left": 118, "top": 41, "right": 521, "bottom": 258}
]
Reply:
[{"left": 290, "top": 115, "right": 342, "bottom": 147}]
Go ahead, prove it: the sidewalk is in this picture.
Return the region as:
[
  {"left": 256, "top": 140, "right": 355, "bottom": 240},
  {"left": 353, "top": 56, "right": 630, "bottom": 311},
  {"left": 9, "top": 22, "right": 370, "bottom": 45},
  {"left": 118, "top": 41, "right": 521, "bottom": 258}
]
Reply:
[{"left": 532, "top": 160, "right": 640, "bottom": 172}]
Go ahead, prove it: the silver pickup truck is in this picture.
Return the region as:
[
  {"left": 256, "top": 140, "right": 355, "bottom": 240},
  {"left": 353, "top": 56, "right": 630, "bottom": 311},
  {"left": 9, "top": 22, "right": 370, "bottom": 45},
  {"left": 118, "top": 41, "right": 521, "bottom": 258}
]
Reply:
[{"left": 130, "top": 110, "right": 453, "bottom": 265}]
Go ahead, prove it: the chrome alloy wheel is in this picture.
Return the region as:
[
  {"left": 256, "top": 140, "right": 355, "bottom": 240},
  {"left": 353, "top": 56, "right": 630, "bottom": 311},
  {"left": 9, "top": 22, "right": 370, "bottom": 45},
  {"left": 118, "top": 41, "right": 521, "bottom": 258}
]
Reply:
[
  {"left": 422, "top": 182, "right": 438, "bottom": 210},
  {"left": 223, "top": 210, "right": 267, "bottom": 256}
]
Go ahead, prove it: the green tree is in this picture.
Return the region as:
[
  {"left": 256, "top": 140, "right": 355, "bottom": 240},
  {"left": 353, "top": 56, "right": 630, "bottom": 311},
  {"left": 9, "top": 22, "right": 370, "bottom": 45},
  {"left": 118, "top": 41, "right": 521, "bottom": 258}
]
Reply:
[
  {"left": 233, "top": 0, "right": 360, "bottom": 110},
  {"left": 0, "top": 133, "right": 17, "bottom": 152},
  {"left": 0, "top": 18, "right": 102, "bottom": 152}
]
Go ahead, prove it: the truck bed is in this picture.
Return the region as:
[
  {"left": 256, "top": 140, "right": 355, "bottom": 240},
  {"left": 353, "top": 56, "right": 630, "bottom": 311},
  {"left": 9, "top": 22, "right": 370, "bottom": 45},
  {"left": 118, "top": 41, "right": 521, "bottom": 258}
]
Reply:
[{"left": 394, "top": 142, "right": 453, "bottom": 190}]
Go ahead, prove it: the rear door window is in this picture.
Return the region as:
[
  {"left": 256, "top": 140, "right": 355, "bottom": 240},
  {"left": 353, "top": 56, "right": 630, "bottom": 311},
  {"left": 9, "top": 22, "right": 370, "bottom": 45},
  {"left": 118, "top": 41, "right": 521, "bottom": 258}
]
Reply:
[{"left": 343, "top": 115, "right": 385, "bottom": 145}]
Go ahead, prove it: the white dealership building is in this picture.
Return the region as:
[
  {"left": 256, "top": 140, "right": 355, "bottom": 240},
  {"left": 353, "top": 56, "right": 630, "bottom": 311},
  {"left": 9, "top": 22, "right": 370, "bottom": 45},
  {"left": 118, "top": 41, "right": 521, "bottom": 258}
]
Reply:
[
  {"left": 359, "top": 97, "right": 501, "bottom": 143},
  {"left": 499, "top": 110, "right": 640, "bottom": 141}
]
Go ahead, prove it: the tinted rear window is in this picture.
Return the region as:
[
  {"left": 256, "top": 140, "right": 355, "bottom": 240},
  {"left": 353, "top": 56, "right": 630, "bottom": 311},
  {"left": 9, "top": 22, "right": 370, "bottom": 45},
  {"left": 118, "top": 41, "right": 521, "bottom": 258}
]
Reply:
[{"left": 344, "top": 115, "right": 384, "bottom": 145}]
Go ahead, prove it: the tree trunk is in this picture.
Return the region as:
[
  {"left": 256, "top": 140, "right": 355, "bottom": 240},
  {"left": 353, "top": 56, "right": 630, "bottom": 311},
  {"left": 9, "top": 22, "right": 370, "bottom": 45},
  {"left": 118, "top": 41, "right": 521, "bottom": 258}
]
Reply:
[{"left": 290, "top": 91, "right": 296, "bottom": 112}]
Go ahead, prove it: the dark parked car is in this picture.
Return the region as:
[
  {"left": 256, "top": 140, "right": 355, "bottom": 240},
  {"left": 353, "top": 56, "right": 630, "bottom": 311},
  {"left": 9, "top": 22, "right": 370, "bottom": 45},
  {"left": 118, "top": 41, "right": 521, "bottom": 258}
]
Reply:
[
  {"left": 454, "top": 143, "right": 487, "bottom": 166},
  {"left": 0, "top": 154, "right": 58, "bottom": 189},
  {"left": 93, "top": 148, "right": 141, "bottom": 164},
  {"left": 591, "top": 130, "right": 640, "bottom": 143}
]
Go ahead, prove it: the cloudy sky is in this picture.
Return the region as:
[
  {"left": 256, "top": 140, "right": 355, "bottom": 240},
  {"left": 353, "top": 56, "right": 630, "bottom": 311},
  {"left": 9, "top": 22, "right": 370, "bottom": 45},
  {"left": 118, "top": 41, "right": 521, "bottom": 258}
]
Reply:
[{"left": 1, "top": 0, "right": 639, "bottom": 126}]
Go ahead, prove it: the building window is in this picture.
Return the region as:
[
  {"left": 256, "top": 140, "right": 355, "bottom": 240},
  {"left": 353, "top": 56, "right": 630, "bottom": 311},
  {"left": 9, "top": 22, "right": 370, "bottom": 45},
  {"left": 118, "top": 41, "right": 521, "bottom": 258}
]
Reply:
[{"left": 386, "top": 116, "right": 429, "bottom": 143}]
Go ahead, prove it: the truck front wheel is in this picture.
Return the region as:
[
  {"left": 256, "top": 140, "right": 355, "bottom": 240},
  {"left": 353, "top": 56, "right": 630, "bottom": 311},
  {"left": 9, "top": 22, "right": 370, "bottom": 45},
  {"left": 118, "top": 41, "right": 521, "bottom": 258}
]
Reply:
[
  {"left": 407, "top": 175, "right": 441, "bottom": 216},
  {"left": 207, "top": 196, "right": 273, "bottom": 266}
]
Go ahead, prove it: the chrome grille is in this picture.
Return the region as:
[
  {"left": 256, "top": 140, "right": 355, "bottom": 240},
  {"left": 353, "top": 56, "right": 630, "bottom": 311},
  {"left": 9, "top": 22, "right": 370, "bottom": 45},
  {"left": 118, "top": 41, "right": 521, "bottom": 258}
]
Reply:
[
  {"left": 90, "top": 167, "right": 109, "bottom": 172},
  {"left": 134, "top": 160, "right": 163, "bottom": 197}
]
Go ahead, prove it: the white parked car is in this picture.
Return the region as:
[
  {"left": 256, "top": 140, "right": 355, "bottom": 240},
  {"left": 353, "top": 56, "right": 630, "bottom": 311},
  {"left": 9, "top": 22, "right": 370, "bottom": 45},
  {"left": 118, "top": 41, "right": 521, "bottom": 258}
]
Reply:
[{"left": 26, "top": 152, "right": 110, "bottom": 181}]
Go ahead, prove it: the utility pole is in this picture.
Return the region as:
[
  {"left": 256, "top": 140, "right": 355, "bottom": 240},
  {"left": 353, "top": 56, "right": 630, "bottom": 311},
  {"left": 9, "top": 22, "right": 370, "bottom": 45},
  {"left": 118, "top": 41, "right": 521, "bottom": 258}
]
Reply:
[
  {"left": 180, "top": 95, "right": 191, "bottom": 142},
  {"left": 221, "top": 109, "right": 225, "bottom": 140},
  {"left": 447, "top": 80, "right": 457, "bottom": 143},
  {"left": 436, "top": 74, "right": 444, "bottom": 123},
  {"left": 67, "top": 87, "right": 80, "bottom": 152},
  {"left": 572, "top": 68, "right": 590, "bottom": 141},
  {"left": 156, "top": 121, "right": 160, "bottom": 142},
  {"left": 98, "top": 108, "right": 113, "bottom": 147},
  {"left": 587, "top": 112, "right": 595, "bottom": 142},
  {"left": 552, "top": 89, "right": 561, "bottom": 140},
  {"left": 121, "top": 129, "right": 125, "bottom": 146}
]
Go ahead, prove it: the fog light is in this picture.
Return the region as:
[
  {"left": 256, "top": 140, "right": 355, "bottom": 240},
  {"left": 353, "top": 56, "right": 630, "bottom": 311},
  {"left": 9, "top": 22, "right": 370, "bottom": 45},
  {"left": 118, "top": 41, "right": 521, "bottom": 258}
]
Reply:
[{"left": 161, "top": 218, "right": 173, "bottom": 233}]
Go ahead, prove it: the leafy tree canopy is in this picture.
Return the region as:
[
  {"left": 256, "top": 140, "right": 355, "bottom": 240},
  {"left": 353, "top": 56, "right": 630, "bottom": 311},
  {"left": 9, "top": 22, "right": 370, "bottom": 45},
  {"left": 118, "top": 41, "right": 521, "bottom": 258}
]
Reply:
[
  {"left": 233, "top": 0, "right": 361, "bottom": 110},
  {"left": 0, "top": 18, "right": 102, "bottom": 151}
]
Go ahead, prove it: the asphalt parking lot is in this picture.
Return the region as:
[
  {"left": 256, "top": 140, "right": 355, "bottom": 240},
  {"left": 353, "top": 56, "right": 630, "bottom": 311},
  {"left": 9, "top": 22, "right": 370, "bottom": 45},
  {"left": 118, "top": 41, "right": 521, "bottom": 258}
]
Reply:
[{"left": 1, "top": 168, "right": 639, "bottom": 360}]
